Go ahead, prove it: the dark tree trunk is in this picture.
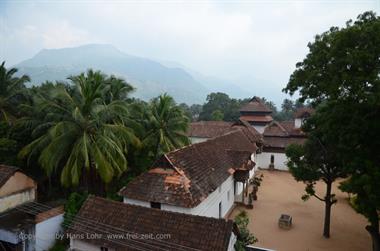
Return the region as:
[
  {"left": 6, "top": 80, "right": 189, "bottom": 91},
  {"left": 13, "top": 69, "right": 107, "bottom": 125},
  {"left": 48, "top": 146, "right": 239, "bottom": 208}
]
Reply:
[
  {"left": 323, "top": 181, "right": 333, "bottom": 238},
  {"left": 366, "top": 209, "right": 380, "bottom": 251}
]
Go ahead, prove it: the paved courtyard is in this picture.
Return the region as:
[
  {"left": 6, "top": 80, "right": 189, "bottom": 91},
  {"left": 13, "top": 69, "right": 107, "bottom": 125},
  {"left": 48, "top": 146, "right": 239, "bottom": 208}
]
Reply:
[{"left": 229, "top": 170, "right": 371, "bottom": 251}]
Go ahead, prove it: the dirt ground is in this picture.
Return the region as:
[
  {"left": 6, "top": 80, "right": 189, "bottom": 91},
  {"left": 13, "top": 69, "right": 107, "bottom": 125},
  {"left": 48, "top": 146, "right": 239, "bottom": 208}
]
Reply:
[{"left": 229, "top": 170, "right": 371, "bottom": 251}]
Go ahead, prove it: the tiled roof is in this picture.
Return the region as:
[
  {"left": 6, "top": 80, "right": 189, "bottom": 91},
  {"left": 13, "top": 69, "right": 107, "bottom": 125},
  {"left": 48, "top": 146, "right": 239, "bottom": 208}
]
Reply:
[
  {"left": 0, "top": 165, "right": 20, "bottom": 187},
  {"left": 187, "top": 121, "right": 233, "bottom": 138},
  {"left": 68, "top": 196, "right": 234, "bottom": 251},
  {"left": 187, "top": 119, "right": 263, "bottom": 144},
  {"left": 263, "top": 121, "right": 306, "bottom": 150},
  {"left": 119, "top": 130, "right": 257, "bottom": 208},
  {"left": 239, "top": 96, "right": 272, "bottom": 113},
  {"left": 263, "top": 121, "right": 289, "bottom": 137},
  {"left": 231, "top": 119, "right": 263, "bottom": 145},
  {"left": 263, "top": 136, "right": 306, "bottom": 150},
  {"left": 239, "top": 115, "right": 273, "bottom": 123},
  {"left": 294, "top": 107, "right": 314, "bottom": 118},
  {"left": 264, "top": 121, "right": 305, "bottom": 137}
]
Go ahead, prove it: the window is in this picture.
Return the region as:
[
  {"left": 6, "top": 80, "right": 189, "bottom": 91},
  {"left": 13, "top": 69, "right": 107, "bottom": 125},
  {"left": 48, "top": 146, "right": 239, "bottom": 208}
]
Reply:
[
  {"left": 100, "top": 247, "right": 108, "bottom": 251},
  {"left": 233, "top": 181, "right": 237, "bottom": 195},
  {"left": 227, "top": 190, "right": 230, "bottom": 201},
  {"left": 270, "top": 154, "right": 275, "bottom": 164},
  {"left": 150, "top": 202, "right": 161, "bottom": 209},
  {"left": 218, "top": 202, "right": 222, "bottom": 218}
]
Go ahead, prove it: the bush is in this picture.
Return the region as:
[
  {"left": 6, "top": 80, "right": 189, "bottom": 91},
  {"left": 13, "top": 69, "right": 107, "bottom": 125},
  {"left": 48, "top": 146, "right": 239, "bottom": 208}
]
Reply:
[
  {"left": 234, "top": 210, "right": 257, "bottom": 251},
  {"left": 63, "top": 192, "right": 88, "bottom": 229}
]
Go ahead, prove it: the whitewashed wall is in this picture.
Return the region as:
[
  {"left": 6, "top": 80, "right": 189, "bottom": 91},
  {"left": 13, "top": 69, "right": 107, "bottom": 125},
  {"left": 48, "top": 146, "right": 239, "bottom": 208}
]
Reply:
[
  {"left": 0, "top": 188, "right": 35, "bottom": 213},
  {"left": 70, "top": 239, "right": 115, "bottom": 251},
  {"left": 35, "top": 214, "right": 64, "bottom": 251},
  {"left": 189, "top": 137, "right": 208, "bottom": 144},
  {"left": 295, "top": 118, "right": 302, "bottom": 129},
  {"left": 124, "top": 175, "right": 240, "bottom": 219},
  {"left": 71, "top": 234, "right": 235, "bottom": 251},
  {"left": 228, "top": 233, "right": 237, "bottom": 251},
  {"left": 253, "top": 125, "right": 266, "bottom": 134},
  {"left": 256, "top": 152, "right": 288, "bottom": 171}
]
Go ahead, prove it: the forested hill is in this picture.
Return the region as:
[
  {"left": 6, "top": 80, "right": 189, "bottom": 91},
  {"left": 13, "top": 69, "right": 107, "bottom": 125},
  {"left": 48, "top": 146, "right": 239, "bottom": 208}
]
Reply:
[{"left": 15, "top": 44, "right": 210, "bottom": 104}]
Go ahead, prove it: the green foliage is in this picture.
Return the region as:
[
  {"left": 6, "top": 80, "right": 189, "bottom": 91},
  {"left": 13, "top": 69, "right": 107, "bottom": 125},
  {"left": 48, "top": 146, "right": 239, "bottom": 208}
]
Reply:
[
  {"left": 199, "top": 92, "right": 246, "bottom": 121},
  {"left": 250, "top": 174, "right": 263, "bottom": 187},
  {"left": 0, "top": 61, "right": 30, "bottom": 123},
  {"left": 49, "top": 240, "right": 68, "bottom": 251},
  {"left": 19, "top": 70, "right": 140, "bottom": 193},
  {"left": 0, "top": 138, "right": 19, "bottom": 165},
  {"left": 198, "top": 92, "right": 304, "bottom": 122},
  {"left": 285, "top": 111, "right": 344, "bottom": 237},
  {"left": 284, "top": 10, "right": 380, "bottom": 245},
  {"left": 141, "top": 94, "right": 190, "bottom": 158},
  {"left": 63, "top": 192, "right": 88, "bottom": 229},
  {"left": 211, "top": 109, "right": 224, "bottom": 121},
  {"left": 234, "top": 210, "right": 257, "bottom": 250}
]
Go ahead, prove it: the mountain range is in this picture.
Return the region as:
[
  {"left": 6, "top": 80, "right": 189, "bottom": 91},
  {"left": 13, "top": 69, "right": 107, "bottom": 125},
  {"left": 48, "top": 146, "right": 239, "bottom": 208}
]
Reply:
[{"left": 15, "top": 44, "right": 256, "bottom": 104}]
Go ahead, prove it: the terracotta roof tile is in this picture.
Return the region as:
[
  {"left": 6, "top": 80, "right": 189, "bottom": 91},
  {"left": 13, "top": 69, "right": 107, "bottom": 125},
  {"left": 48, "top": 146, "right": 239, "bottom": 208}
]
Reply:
[
  {"left": 239, "top": 115, "right": 273, "bottom": 122},
  {"left": 294, "top": 107, "right": 314, "bottom": 118},
  {"left": 239, "top": 96, "right": 272, "bottom": 113},
  {"left": 187, "top": 119, "right": 263, "bottom": 144},
  {"left": 187, "top": 121, "right": 233, "bottom": 138},
  {"left": 0, "top": 165, "right": 20, "bottom": 187},
  {"left": 263, "top": 121, "right": 307, "bottom": 150},
  {"left": 263, "top": 136, "right": 306, "bottom": 150},
  {"left": 68, "top": 196, "right": 234, "bottom": 251},
  {"left": 120, "top": 130, "right": 257, "bottom": 208}
]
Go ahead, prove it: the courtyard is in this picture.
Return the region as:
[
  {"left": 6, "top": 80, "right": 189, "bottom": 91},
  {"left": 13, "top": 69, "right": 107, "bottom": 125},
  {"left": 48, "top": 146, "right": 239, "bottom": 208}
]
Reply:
[{"left": 229, "top": 170, "right": 371, "bottom": 251}]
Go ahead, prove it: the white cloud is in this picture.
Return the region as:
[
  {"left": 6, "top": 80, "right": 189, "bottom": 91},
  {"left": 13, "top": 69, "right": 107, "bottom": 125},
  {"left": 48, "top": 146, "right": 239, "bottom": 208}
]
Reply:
[
  {"left": 41, "top": 20, "right": 95, "bottom": 48},
  {"left": 1, "top": 0, "right": 379, "bottom": 104}
]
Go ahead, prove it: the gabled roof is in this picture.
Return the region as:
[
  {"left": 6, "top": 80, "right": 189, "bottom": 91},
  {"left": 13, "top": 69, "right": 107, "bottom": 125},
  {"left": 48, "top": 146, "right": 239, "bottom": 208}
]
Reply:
[
  {"left": 231, "top": 119, "right": 263, "bottom": 144},
  {"left": 68, "top": 196, "right": 234, "bottom": 251},
  {"left": 239, "top": 115, "right": 273, "bottom": 123},
  {"left": 263, "top": 121, "right": 307, "bottom": 151},
  {"left": 187, "top": 119, "right": 263, "bottom": 144},
  {"left": 263, "top": 137, "right": 306, "bottom": 150},
  {"left": 263, "top": 121, "right": 289, "bottom": 137},
  {"left": 264, "top": 121, "right": 305, "bottom": 137},
  {"left": 187, "top": 121, "right": 233, "bottom": 138},
  {"left": 0, "top": 165, "right": 20, "bottom": 188},
  {"left": 239, "top": 96, "right": 272, "bottom": 113},
  {"left": 119, "top": 130, "right": 257, "bottom": 208},
  {"left": 294, "top": 107, "right": 314, "bottom": 118}
]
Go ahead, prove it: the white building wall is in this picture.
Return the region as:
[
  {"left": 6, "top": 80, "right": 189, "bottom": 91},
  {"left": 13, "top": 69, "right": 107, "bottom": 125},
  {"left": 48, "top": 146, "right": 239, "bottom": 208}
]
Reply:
[
  {"left": 70, "top": 239, "right": 115, "bottom": 251},
  {"left": 0, "top": 188, "right": 35, "bottom": 213},
  {"left": 189, "top": 137, "right": 209, "bottom": 144},
  {"left": 35, "top": 214, "right": 64, "bottom": 251},
  {"left": 295, "top": 118, "right": 302, "bottom": 129},
  {"left": 228, "top": 233, "right": 237, "bottom": 251},
  {"left": 256, "top": 152, "right": 288, "bottom": 171},
  {"left": 71, "top": 235, "right": 235, "bottom": 251},
  {"left": 124, "top": 175, "right": 245, "bottom": 219},
  {"left": 123, "top": 197, "right": 150, "bottom": 207},
  {"left": 253, "top": 125, "right": 266, "bottom": 134}
]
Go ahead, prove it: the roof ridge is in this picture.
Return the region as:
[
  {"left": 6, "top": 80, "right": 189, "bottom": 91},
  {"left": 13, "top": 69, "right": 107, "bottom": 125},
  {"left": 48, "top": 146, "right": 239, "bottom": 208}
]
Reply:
[{"left": 87, "top": 196, "right": 233, "bottom": 223}]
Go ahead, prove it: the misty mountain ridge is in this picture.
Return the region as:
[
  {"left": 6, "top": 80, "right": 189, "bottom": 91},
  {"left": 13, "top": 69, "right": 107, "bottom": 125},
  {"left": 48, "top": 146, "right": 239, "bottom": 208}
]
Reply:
[{"left": 15, "top": 44, "right": 256, "bottom": 104}]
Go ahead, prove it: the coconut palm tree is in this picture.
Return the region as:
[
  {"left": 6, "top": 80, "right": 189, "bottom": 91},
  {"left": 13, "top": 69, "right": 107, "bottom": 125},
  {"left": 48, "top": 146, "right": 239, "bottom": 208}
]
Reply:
[
  {"left": 0, "top": 61, "right": 30, "bottom": 123},
  {"left": 143, "top": 94, "right": 190, "bottom": 158},
  {"left": 19, "top": 70, "right": 139, "bottom": 193}
]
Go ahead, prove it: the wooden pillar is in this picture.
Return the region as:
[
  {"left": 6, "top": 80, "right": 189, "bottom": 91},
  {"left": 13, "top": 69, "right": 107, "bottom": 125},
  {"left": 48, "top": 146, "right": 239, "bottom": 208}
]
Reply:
[{"left": 242, "top": 181, "right": 245, "bottom": 203}]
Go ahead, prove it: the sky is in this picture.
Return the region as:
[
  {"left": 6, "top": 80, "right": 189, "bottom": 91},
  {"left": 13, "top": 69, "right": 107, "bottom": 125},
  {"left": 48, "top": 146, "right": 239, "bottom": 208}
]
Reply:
[{"left": 1, "top": 0, "right": 379, "bottom": 104}]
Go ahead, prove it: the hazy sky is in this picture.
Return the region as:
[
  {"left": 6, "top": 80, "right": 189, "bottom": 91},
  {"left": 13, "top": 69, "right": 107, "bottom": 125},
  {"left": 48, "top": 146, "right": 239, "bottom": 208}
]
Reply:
[{"left": 1, "top": 0, "right": 379, "bottom": 103}]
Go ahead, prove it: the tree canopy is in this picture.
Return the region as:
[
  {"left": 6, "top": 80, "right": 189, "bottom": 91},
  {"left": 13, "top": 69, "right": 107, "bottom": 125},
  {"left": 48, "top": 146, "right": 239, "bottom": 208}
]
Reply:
[
  {"left": 284, "top": 11, "right": 380, "bottom": 251},
  {"left": 286, "top": 110, "right": 346, "bottom": 238}
]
